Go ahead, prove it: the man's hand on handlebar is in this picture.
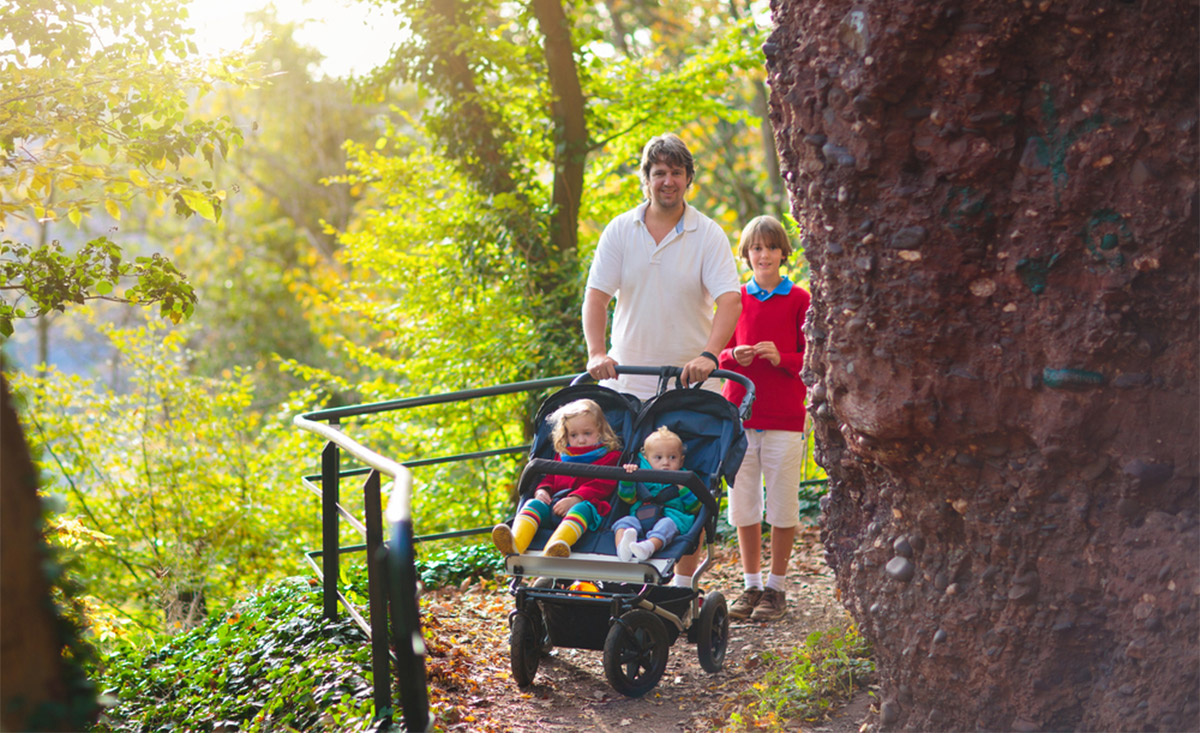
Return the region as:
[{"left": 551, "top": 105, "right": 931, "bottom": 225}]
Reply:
[
  {"left": 681, "top": 355, "right": 717, "bottom": 387},
  {"left": 586, "top": 353, "right": 618, "bottom": 381}
]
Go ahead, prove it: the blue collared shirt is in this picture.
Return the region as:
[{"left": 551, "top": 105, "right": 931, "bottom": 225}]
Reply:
[{"left": 747, "top": 275, "right": 794, "bottom": 301}]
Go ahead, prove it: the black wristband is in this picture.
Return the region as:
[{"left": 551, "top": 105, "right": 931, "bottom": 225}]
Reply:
[{"left": 699, "top": 351, "right": 719, "bottom": 366}]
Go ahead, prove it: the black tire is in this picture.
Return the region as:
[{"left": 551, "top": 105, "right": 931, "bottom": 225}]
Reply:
[
  {"left": 695, "top": 591, "right": 729, "bottom": 673},
  {"left": 603, "top": 609, "right": 670, "bottom": 697},
  {"left": 510, "top": 610, "right": 542, "bottom": 687}
]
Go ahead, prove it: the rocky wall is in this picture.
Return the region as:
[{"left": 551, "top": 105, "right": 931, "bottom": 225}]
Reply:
[{"left": 764, "top": 0, "right": 1200, "bottom": 729}]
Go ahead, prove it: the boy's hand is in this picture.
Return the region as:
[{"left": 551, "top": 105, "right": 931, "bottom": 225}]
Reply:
[
  {"left": 732, "top": 344, "right": 755, "bottom": 366},
  {"left": 754, "top": 341, "right": 781, "bottom": 366},
  {"left": 553, "top": 495, "right": 582, "bottom": 516},
  {"left": 534, "top": 488, "right": 553, "bottom": 504},
  {"left": 623, "top": 463, "right": 639, "bottom": 473}
]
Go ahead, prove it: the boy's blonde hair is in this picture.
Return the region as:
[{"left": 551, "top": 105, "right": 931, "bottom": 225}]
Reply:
[
  {"left": 737, "top": 215, "right": 793, "bottom": 268},
  {"left": 642, "top": 426, "right": 685, "bottom": 455},
  {"left": 549, "top": 398, "right": 621, "bottom": 453}
]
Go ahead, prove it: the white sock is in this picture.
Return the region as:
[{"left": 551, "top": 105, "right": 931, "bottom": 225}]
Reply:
[
  {"left": 616, "top": 530, "right": 636, "bottom": 562},
  {"left": 672, "top": 572, "right": 693, "bottom": 588},
  {"left": 630, "top": 539, "right": 656, "bottom": 561},
  {"left": 766, "top": 573, "right": 787, "bottom": 591},
  {"left": 744, "top": 572, "right": 763, "bottom": 590}
]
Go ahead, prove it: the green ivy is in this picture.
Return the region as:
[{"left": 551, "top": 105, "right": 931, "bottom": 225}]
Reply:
[
  {"left": 92, "top": 579, "right": 383, "bottom": 732},
  {"left": 415, "top": 543, "right": 505, "bottom": 590}
]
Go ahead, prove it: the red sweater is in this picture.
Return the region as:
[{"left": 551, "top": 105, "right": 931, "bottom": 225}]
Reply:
[
  {"left": 536, "top": 448, "right": 621, "bottom": 516},
  {"left": 719, "top": 284, "right": 810, "bottom": 432}
]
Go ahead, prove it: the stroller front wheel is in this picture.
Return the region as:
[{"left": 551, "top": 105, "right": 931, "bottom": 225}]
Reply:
[
  {"left": 510, "top": 609, "right": 543, "bottom": 687},
  {"left": 695, "top": 590, "right": 729, "bottom": 673},
  {"left": 603, "top": 609, "right": 670, "bottom": 697}
]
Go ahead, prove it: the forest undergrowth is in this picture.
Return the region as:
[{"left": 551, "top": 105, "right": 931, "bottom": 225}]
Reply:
[{"left": 92, "top": 526, "right": 873, "bottom": 732}]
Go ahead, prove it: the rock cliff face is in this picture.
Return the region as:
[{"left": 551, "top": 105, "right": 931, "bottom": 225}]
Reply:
[{"left": 764, "top": 0, "right": 1199, "bottom": 729}]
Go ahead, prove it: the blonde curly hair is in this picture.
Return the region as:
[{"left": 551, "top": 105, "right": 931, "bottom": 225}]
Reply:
[{"left": 548, "top": 398, "right": 622, "bottom": 453}]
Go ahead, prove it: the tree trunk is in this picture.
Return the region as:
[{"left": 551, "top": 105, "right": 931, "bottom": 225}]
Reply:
[
  {"left": 765, "top": 1, "right": 1198, "bottom": 730},
  {"left": 0, "top": 375, "right": 90, "bottom": 731}
]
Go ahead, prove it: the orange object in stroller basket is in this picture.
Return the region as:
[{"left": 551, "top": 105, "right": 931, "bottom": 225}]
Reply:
[{"left": 568, "top": 580, "right": 602, "bottom": 597}]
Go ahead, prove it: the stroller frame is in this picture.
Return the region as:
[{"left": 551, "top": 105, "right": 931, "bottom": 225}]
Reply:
[{"left": 499, "top": 366, "right": 754, "bottom": 697}]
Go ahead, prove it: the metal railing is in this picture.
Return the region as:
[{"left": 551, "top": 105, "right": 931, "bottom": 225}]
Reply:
[{"left": 292, "top": 374, "right": 577, "bottom": 730}]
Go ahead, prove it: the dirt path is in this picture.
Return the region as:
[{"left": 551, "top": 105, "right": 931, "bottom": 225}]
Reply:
[{"left": 420, "top": 526, "right": 874, "bottom": 732}]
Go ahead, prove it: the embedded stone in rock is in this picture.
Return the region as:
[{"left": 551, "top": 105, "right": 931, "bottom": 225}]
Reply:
[
  {"left": 880, "top": 700, "right": 900, "bottom": 726},
  {"left": 885, "top": 556, "right": 915, "bottom": 582},
  {"left": 1122, "top": 459, "right": 1174, "bottom": 488},
  {"left": 888, "top": 226, "right": 927, "bottom": 249}
]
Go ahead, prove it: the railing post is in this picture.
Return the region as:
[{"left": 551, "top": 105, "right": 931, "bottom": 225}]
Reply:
[
  {"left": 321, "top": 427, "right": 340, "bottom": 620},
  {"left": 363, "top": 470, "right": 393, "bottom": 724}
]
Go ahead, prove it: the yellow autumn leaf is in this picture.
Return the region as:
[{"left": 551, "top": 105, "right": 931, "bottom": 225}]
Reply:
[
  {"left": 128, "top": 168, "right": 149, "bottom": 187},
  {"left": 104, "top": 198, "right": 121, "bottom": 221}
]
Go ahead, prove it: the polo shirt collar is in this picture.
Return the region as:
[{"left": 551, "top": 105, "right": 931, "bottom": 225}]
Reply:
[
  {"left": 637, "top": 200, "right": 688, "bottom": 235},
  {"left": 747, "top": 275, "right": 793, "bottom": 301}
]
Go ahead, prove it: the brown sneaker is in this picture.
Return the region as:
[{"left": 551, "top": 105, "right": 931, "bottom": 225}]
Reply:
[
  {"left": 728, "top": 588, "right": 764, "bottom": 620},
  {"left": 750, "top": 588, "right": 787, "bottom": 621},
  {"left": 492, "top": 524, "right": 516, "bottom": 555}
]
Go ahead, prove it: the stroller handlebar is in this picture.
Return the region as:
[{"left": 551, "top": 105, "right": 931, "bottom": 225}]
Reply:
[{"left": 569, "top": 365, "right": 755, "bottom": 421}]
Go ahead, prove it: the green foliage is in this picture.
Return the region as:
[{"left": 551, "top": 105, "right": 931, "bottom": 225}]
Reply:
[
  {"left": 0, "top": 0, "right": 254, "bottom": 336},
  {"left": 0, "top": 237, "right": 195, "bottom": 336},
  {"left": 726, "top": 625, "right": 874, "bottom": 729},
  {"left": 415, "top": 542, "right": 505, "bottom": 590},
  {"left": 14, "top": 323, "right": 318, "bottom": 643},
  {"left": 92, "top": 578, "right": 382, "bottom": 732},
  {"left": 171, "top": 10, "right": 395, "bottom": 401}
]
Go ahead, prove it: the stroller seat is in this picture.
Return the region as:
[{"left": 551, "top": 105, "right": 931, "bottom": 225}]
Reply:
[{"left": 503, "top": 381, "right": 747, "bottom": 585}]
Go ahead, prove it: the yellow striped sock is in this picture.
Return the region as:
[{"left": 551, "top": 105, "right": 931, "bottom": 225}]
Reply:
[
  {"left": 545, "top": 513, "right": 585, "bottom": 550},
  {"left": 512, "top": 509, "right": 540, "bottom": 554}
]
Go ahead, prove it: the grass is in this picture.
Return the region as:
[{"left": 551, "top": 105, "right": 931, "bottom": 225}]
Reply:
[{"left": 724, "top": 625, "right": 874, "bottom": 730}]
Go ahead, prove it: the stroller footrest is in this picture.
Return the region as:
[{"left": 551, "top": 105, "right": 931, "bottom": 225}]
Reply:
[{"left": 504, "top": 552, "right": 673, "bottom": 584}]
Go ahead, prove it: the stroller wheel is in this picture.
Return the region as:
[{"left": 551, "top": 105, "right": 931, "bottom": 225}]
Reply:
[
  {"left": 510, "top": 609, "right": 544, "bottom": 687},
  {"left": 603, "top": 609, "right": 669, "bottom": 697},
  {"left": 696, "top": 591, "right": 729, "bottom": 673}
]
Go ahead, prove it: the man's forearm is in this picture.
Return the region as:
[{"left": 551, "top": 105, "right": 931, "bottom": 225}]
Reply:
[
  {"left": 704, "top": 292, "right": 742, "bottom": 354},
  {"left": 582, "top": 288, "right": 612, "bottom": 357}
]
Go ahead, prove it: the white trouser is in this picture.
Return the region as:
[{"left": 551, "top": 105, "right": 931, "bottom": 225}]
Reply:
[{"left": 728, "top": 429, "right": 804, "bottom": 528}]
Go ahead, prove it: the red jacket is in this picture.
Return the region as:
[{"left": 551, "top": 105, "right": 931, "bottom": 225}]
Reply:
[
  {"left": 720, "top": 284, "right": 810, "bottom": 432},
  {"left": 536, "top": 448, "right": 621, "bottom": 516}
]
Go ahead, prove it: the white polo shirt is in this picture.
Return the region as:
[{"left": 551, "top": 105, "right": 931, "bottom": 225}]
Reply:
[{"left": 587, "top": 201, "right": 741, "bottom": 400}]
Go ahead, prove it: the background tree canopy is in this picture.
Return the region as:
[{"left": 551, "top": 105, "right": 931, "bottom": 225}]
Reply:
[{"left": 3, "top": 0, "right": 805, "bottom": 653}]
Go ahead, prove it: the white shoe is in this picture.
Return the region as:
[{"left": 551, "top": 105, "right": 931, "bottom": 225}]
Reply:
[
  {"left": 630, "top": 539, "right": 655, "bottom": 561},
  {"left": 616, "top": 531, "right": 635, "bottom": 562}
]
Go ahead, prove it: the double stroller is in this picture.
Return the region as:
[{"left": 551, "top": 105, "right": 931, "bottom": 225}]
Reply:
[{"left": 496, "top": 366, "right": 754, "bottom": 697}]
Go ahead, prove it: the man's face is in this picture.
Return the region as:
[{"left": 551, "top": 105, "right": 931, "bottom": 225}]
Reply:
[{"left": 645, "top": 160, "right": 690, "bottom": 210}]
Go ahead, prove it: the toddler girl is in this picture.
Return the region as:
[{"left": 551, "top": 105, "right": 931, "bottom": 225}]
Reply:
[{"left": 492, "top": 398, "right": 622, "bottom": 558}]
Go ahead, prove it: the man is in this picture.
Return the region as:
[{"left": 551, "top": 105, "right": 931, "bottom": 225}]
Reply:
[
  {"left": 583, "top": 134, "right": 742, "bottom": 588},
  {"left": 583, "top": 134, "right": 742, "bottom": 399}
]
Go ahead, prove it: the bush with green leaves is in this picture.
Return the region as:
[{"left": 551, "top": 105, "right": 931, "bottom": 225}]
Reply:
[{"left": 93, "top": 578, "right": 382, "bottom": 732}]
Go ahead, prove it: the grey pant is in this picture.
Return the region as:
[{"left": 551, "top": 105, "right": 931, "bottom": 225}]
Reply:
[{"left": 612, "top": 514, "right": 678, "bottom": 546}]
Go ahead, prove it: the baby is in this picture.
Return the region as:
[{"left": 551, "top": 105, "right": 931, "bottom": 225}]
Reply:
[{"left": 613, "top": 427, "right": 700, "bottom": 562}]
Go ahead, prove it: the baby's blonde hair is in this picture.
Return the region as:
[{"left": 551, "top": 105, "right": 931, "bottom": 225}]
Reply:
[
  {"left": 642, "top": 426, "right": 685, "bottom": 455},
  {"left": 549, "top": 398, "right": 621, "bottom": 453}
]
